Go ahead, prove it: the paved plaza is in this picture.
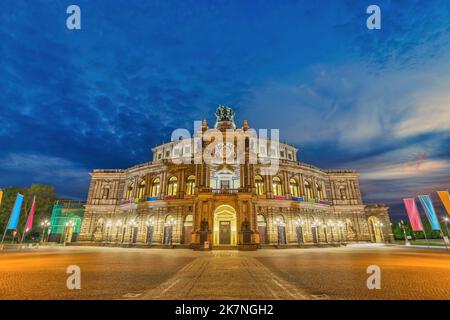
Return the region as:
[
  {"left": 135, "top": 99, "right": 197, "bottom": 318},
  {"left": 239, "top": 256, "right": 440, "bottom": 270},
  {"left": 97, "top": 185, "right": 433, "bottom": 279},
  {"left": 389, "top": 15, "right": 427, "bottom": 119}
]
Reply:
[{"left": 0, "top": 246, "right": 448, "bottom": 299}]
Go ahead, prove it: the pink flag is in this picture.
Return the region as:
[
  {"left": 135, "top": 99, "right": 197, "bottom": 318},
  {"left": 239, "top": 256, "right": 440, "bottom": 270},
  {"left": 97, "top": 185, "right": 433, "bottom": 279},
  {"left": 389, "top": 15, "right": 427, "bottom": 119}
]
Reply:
[
  {"left": 25, "top": 196, "right": 36, "bottom": 232},
  {"left": 403, "top": 198, "right": 423, "bottom": 232}
]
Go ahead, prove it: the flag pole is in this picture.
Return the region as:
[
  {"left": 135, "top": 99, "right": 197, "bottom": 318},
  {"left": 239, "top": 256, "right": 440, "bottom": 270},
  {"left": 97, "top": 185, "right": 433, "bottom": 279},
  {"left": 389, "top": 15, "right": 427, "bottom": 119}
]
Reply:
[
  {"left": 20, "top": 197, "right": 29, "bottom": 244},
  {"left": 440, "top": 230, "right": 449, "bottom": 250},
  {"left": 1, "top": 202, "right": 13, "bottom": 244},
  {"left": 20, "top": 196, "right": 35, "bottom": 244},
  {"left": 1, "top": 228, "right": 8, "bottom": 244}
]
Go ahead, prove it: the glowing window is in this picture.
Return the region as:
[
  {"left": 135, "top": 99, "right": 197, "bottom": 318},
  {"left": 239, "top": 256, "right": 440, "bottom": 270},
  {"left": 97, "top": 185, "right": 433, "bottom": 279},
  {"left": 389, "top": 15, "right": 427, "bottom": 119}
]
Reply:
[
  {"left": 316, "top": 183, "right": 324, "bottom": 200},
  {"left": 168, "top": 176, "right": 178, "bottom": 196},
  {"left": 272, "top": 177, "right": 283, "bottom": 196},
  {"left": 185, "top": 175, "right": 196, "bottom": 195},
  {"left": 289, "top": 178, "right": 299, "bottom": 197},
  {"left": 137, "top": 179, "right": 145, "bottom": 200},
  {"left": 304, "top": 180, "right": 313, "bottom": 199},
  {"left": 125, "top": 183, "right": 133, "bottom": 200},
  {"left": 255, "top": 175, "right": 265, "bottom": 195},
  {"left": 151, "top": 178, "right": 160, "bottom": 197}
]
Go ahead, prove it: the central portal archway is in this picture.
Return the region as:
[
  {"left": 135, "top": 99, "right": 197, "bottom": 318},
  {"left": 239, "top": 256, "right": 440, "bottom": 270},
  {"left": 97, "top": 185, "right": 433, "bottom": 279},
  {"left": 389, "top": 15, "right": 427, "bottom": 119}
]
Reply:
[{"left": 213, "top": 205, "right": 237, "bottom": 246}]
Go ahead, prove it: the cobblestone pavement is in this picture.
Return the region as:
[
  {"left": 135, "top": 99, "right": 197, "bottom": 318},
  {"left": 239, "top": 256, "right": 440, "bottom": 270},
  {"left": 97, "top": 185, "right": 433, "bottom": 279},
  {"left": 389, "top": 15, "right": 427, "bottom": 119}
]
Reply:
[
  {"left": 140, "top": 251, "right": 310, "bottom": 299},
  {"left": 0, "top": 246, "right": 448, "bottom": 299}
]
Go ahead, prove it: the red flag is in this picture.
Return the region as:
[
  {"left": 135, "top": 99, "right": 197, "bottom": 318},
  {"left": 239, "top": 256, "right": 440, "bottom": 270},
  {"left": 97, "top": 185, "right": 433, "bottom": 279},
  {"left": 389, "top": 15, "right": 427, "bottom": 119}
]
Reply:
[
  {"left": 25, "top": 196, "right": 36, "bottom": 232},
  {"left": 403, "top": 198, "right": 424, "bottom": 231}
]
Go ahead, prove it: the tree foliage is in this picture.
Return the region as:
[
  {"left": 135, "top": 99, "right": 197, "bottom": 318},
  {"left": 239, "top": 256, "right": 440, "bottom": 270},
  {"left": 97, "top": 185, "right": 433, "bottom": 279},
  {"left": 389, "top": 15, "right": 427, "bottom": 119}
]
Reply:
[
  {"left": 392, "top": 218, "right": 449, "bottom": 240},
  {"left": 0, "top": 184, "right": 56, "bottom": 241}
]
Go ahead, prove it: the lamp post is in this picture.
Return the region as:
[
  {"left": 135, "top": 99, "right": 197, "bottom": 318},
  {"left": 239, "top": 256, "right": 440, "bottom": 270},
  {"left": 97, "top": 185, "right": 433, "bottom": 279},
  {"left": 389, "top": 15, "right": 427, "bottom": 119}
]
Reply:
[
  {"left": 40, "top": 220, "right": 50, "bottom": 243},
  {"left": 128, "top": 220, "right": 139, "bottom": 243},
  {"left": 295, "top": 219, "right": 304, "bottom": 244},
  {"left": 374, "top": 221, "right": 385, "bottom": 242},
  {"left": 145, "top": 220, "right": 155, "bottom": 244},
  {"left": 399, "top": 220, "right": 410, "bottom": 246},
  {"left": 106, "top": 220, "right": 112, "bottom": 242},
  {"left": 64, "top": 220, "right": 75, "bottom": 244},
  {"left": 166, "top": 218, "right": 176, "bottom": 245},
  {"left": 337, "top": 220, "right": 344, "bottom": 243},
  {"left": 115, "top": 220, "right": 122, "bottom": 242},
  {"left": 274, "top": 217, "right": 286, "bottom": 245},
  {"left": 327, "top": 220, "right": 335, "bottom": 242},
  {"left": 443, "top": 217, "right": 449, "bottom": 237},
  {"left": 311, "top": 221, "right": 321, "bottom": 243}
]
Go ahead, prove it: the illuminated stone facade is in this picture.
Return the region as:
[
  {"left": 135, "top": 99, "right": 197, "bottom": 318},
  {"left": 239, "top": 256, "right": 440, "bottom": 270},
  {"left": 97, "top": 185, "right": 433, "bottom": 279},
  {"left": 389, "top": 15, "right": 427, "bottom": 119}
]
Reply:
[{"left": 79, "top": 106, "right": 393, "bottom": 249}]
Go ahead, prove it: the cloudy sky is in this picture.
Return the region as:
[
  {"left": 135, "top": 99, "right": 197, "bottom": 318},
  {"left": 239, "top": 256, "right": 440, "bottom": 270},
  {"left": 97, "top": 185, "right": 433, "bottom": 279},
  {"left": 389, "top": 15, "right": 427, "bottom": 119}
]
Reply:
[{"left": 1, "top": 1, "right": 450, "bottom": 220}]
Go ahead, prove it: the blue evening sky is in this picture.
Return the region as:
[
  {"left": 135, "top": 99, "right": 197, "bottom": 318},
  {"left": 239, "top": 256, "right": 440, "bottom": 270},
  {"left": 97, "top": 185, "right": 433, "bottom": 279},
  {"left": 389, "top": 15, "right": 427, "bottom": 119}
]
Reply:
[{"left": 1, "top": 0, "right": 450, "bottom": 219}]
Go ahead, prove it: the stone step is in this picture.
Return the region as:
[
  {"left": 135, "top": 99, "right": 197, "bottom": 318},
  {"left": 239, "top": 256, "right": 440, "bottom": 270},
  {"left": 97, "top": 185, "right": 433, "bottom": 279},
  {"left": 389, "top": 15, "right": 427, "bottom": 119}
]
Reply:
[{"left": 211, "top": 245, "right": 238, "bottom": 250}]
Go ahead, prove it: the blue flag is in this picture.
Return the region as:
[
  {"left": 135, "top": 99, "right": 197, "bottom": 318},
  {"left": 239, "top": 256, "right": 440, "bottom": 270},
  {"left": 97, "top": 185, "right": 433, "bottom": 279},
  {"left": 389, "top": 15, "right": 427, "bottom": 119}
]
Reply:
[
  {"left": 7, "top": 193, "right": 24, "bottom": 230},
  {"left": 418, "top": 195, "right": 441, "bottom": 231}
]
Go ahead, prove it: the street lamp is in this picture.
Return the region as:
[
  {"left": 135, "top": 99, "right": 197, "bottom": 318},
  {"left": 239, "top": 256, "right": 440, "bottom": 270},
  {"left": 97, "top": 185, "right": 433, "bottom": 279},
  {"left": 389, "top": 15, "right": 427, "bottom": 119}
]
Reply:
[
  {"left": 145, "top": 220, "right": 155, "bottom": 244},
  {"left": 106, "top": 220, "right": 112, "bottom": 241},
  {"left": 115, "top": 220, "right": 122, "bottom": 242},
  {"left": 374, "top": 221, "right": 385, "bottom": 242},
  {"left": 327, "top": 220, "right": 335, "bottom": 242},
  {"left": 40, "top": 220, "right": 51, "bottom": 243},
  {"left": 311, "top": 220, "right": 321, "bottom": 243},
  {"left": 295, "top": 219, "right": 304, "bottom": 244},
  {"left": 336, "top": 220, "right": 344, "bottom": 243},
  {"left": 64, "top": 220, "right": 75, "bottom": 244},
  {"left": 165, "top": 218, "right": 177, "bottom": 245},
  {"left": 443, "top": 217, "right": 449, "bottom": 237},
  {"left": 128, "top": 220, "right": 139, "bottom": 243},
  {"left": 399, "top": 220, "right": 410, "bottom": 246}
]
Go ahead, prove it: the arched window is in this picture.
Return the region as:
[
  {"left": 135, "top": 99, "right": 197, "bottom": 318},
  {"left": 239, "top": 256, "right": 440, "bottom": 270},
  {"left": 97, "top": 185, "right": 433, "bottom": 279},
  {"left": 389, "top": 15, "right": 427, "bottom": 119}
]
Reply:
[
  {"left": 339, "top": 186, "right": 347, "bottom": 200},
  {"left": 257, "top": 214, "right": 266, "bottom": 225},
  {"left": 102, "top": 187, "right": 110, "bottom": 199},
  {"left": 185, "top": 175, "right": 195, "bottom": 195},
  {"left": 255, "top": 175, "right": 265, "bottom": 195},
  {"left": 304, "top": 180, "right": 313, "bottom": 200},
  {"left": 289, "top": 178, "right": 299, "bottom": 197},
  {"left": 168, "top": 176, "right": 178, "bottom": 196},
  {"left": 272, "top": 177, "right": 283, "bottom": 196},
  {"left": 125, "top": 183, "right": 133, "bottom": 200},
  {"left": 151, "top": 178, "right": 160, "bottom": 197},
  {"left": 137, "top": 179, "right": 145, "bottom": 200},
  {"left": 316, "top": 182, "right": 324, "bottom": 200}
]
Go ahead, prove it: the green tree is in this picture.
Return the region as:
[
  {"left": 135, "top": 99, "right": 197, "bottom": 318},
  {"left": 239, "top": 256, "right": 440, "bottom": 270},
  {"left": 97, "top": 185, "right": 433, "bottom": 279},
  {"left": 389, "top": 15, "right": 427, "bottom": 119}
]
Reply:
[{"left": 0, "top": 184, "right": 56, "bottom": 242}]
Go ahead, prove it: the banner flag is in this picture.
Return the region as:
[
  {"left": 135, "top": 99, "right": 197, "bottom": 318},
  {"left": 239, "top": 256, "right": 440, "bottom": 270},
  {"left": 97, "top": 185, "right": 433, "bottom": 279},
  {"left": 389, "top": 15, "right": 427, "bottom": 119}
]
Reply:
[
  {"left": 7, "top": 193, "right": 24, "bottom": 230},
  {"left": 25, "top": 196, "right": 36, "bottom": 232},
  {"left": 418, "top": 195, "right": 441, "bottom": 231},
  {"left": 0, "top": 190, "right": 3, "bottom": 207},
  {"left": 403, "top": 198, "right": 424, "bottom": 232},
  {"left": 437, "top": 191, "right": 450, "bottom": 217}
]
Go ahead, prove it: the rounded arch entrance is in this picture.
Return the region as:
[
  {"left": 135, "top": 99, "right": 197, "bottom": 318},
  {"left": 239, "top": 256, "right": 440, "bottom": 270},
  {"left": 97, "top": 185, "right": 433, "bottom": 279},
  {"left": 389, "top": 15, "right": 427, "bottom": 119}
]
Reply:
[{"left": 213, "top": 204, "right": 237, "bottom": 245}]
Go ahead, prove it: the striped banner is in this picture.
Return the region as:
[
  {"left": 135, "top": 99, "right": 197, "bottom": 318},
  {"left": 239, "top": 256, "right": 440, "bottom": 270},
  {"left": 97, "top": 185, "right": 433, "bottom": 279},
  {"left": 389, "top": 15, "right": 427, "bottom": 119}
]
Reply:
[
  {"left": 437, "top": 191, "right": 450, "bottom": 217},
  {"left": 418, "top": 195, "right": 441, "bottom": 231},
  {"left": 403, "top": 198, "right": 424, "bottom": 232}
]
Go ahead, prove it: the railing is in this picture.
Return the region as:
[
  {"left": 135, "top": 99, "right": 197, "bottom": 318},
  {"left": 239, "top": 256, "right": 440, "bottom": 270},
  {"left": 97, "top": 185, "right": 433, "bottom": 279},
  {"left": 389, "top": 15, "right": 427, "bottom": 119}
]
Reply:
[
  {"left": 198, "top": 187, "right": 253, "bottom": 194},
  {"left": 212, "top": 188, "right": 238, "bottom": 194}
]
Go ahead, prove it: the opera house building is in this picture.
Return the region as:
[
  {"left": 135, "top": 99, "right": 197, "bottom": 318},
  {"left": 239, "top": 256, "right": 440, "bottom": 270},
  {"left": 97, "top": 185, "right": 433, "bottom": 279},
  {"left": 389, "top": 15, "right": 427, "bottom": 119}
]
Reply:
[{"left": 79, "top": 106, "right": 393, "bottom": 249}]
